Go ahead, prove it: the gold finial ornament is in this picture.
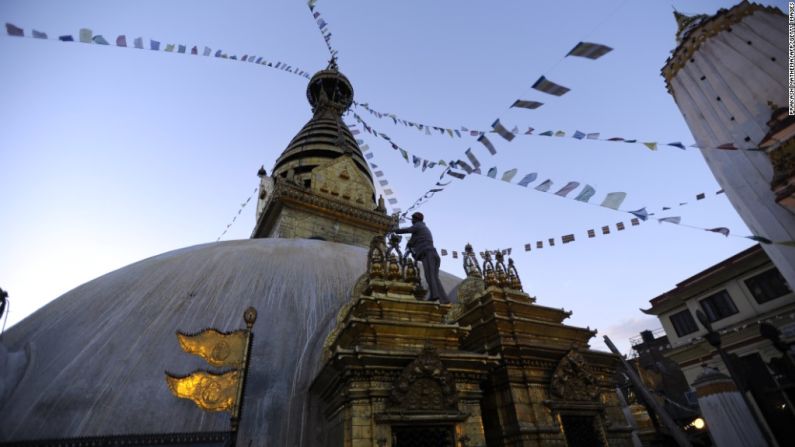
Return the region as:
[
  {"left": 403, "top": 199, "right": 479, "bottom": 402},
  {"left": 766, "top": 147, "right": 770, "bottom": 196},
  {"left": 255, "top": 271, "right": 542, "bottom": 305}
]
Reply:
[
  {"left": 368, "top": 236, "right": 386, "bottom": 279},
  {"left": 494, "top": 252, "right": 508, "bottom": 287},
  {"left": 463, "top": 243, "right": 483, "bottom": 278},
  {"left": 481, "top": 252, "right": 498, "bottom": 287},
  {"left": 507, "top": 258, "right": 523, "bottom": 291},
  {"left": 387, "top": 254, "right": 401, "bottom": 280}
]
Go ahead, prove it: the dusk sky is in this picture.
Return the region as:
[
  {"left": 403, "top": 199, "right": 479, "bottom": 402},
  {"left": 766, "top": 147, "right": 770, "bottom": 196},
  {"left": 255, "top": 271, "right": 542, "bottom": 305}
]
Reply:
[{"left": 1, "top": 0, "right": 786, "bottom": 354}]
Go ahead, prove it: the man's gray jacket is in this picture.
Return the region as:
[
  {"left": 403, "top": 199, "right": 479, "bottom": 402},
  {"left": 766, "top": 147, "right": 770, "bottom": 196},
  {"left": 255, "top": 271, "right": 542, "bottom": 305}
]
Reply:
[{"left": 394, "top": 221, "right": 435, "bottom": 258}]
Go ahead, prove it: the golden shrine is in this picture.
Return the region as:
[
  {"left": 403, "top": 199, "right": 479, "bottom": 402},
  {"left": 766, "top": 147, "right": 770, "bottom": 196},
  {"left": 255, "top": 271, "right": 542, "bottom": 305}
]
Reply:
[{"left": 311, "top": 237, "right": 633, "bottom": 447}]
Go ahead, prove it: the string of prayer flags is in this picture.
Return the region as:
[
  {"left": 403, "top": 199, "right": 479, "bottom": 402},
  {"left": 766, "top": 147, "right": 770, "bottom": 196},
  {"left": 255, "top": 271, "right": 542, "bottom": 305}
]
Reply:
[
  {"left": 707, "top": 227, "right": 730, "bottom": 237},
  {"left": 511, "top": 100, "right": 543, "bottom": 109},
  {"left": 4, "top": 22, "right": 311, "bottom": 80},
  {"left": 465, "top": 149, "right": 482, "bottom": 172},
  {"left": 307, "top": 1, "right": 339, "bottom": 58},
  {"left": 532, "top": 76, "right": 570, "bottom": 96},
  {"left": 566, "top": 41, "right": 613, "bottom": 59},
  {"left": 217, "top": 186, "right": 258, "bottom": 241}
]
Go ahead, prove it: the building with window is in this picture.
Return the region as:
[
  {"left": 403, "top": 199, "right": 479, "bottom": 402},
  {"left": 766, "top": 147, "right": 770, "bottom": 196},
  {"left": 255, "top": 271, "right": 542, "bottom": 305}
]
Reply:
[{"left": 642, "top": 244, "right": 795, "bottom": 445}]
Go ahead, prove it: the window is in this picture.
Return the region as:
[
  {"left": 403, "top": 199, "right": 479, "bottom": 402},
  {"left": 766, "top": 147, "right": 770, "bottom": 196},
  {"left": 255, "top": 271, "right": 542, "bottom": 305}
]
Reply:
[
  {"left": 699, "top": 290, "right": 738, "bottom": 322},
  {"left": 745, "top": 268, "right": 792, "bottom": 304},
  {"left": 670, "top": 310, "right": 699, "bottom": 337}
]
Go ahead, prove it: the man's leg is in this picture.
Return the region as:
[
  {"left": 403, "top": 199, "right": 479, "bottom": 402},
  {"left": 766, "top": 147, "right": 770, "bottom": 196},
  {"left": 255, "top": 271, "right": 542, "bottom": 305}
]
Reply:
[{"left": 424, "top": 250, "right": 448, "bottom": 303}]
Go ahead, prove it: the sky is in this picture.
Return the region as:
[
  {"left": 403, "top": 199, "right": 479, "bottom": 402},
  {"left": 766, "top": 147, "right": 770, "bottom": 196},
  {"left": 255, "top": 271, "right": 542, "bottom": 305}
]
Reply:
[{"left": 0, "top": 0, "right": 787, "bottom": 355}]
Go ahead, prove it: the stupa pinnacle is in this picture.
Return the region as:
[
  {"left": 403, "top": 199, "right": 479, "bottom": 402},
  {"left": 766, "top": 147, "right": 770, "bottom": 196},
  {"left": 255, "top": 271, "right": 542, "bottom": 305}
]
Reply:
[{"left": 252, "top": 60, "right": 392, "bottom": 246}]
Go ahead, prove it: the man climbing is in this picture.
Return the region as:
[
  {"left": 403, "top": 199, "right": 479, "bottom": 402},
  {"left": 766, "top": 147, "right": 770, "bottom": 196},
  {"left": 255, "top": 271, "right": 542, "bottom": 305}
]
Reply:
[{"left": 393, "top": 212, "right": 449, "bottom": 303}]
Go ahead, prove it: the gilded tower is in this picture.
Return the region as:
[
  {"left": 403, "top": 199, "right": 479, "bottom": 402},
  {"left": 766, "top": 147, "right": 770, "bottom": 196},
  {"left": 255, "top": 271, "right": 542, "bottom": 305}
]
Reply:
[{"left": 252, "top": 61, "right": 392, "bottom": 247}]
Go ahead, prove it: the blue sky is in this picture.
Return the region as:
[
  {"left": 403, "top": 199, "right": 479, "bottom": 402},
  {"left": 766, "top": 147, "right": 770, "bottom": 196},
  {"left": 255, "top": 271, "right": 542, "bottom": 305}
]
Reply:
[{"left": 0, "top": 0, "right": 786, "bottom": 354}]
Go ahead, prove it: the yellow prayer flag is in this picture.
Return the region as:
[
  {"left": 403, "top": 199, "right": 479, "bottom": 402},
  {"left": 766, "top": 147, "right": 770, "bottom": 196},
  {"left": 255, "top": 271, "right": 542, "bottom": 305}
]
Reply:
[
  {"left": 643, "top": 142, "right": 658, "bottom": 151},
  {"left": 177, "top": 329, "right": 247, "bottom": 367},
  {"left": 165, "top": 370, "right": 239, "bottom": 412}
]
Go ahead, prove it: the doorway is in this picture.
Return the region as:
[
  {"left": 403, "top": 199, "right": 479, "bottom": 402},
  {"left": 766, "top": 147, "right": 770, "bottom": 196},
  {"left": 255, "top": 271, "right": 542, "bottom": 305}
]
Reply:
[
  {"left": 392, "top": 425, "right": 454, "bottom": 447},
  {"left": 560, "top": 414, "right": 605, "bottom": 447}
]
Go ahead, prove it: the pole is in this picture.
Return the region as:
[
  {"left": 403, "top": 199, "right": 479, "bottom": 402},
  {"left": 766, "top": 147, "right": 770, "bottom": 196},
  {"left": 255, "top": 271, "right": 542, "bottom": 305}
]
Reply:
[
  {"left": 230, "top": 307, "right": 257, "bottom": 447},
  {"left": 603, "top": 335, "right": 693, "bottom": 447}
]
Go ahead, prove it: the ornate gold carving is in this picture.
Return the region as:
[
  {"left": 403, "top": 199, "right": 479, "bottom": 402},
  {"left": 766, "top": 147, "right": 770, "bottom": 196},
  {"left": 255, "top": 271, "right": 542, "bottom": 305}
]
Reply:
[
  {"left": 462, "top": 244, "right": 482, "bottom": 278},
  {"left": 507, "top": 258, "right": 523, "bottom": 291},
  {"left": 368, "top": 236, "right": 387, "bottom": 280},
  {"left": 165, "top": 370, "right": 239, "bottom": 412},
  {"left": 662, "top": 3, "right": 782, "bottom": 92},
  {"left": 550, "top": 349, "right": 600, "bottom": 402},
  {"left": 456, "top": 276, "right": 486, "bottom": 306},
  {"left": 311, "top": 156, "right": 375, "bottom": 211},
  {"left": 481, "top": 252, "right": 498, "bottom": 288},
  {"left": 494, "top": 252, "right": 508, "bottom": 287},
  {"left": 389, "top": 347, "right": 458, "bottom": 413},
  {"left": 176, "top": 329, "right": 247, "bottom": 368}
]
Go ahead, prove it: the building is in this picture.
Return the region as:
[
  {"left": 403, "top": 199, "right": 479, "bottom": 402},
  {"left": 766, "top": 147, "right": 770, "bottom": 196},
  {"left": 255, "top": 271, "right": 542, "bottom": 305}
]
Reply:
[
  {"left": 662, "top": 2, "right": 795, "bottom": 290},
  {"left": 642, "top": 244, "right": 795, "bottom": 445},
  {"left": 0, "top": 64, "right": 634, "bottom": 446}
]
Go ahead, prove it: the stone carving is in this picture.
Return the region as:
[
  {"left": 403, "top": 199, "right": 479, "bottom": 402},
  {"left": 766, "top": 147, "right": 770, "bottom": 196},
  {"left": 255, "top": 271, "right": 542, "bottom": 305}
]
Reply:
[
  {"left": 389, "top": 347, "right": 458, "bottom": 412},
  {"left": 311, "top": 157, "right": 375, "bottom": 211},
  {"left": 550, "top": 349, "right": 600, "bottom": 402}
]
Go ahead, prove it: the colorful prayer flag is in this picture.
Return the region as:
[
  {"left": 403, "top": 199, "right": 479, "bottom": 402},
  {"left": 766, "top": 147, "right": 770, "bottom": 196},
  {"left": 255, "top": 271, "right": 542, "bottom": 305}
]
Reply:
[
  {"left": 657, "top": 216, "right": 681, "bottom": 225},
  {"left": 539, "top": 130, "right": 554, "bottom": 136},
  {"left": 32, "top": 30, "right": 47, "bottom": 39},
  {"left": 548, "top": 238, "right": 555, "bottom": 246},
  {"left": 511, "top": 99, "right": 543, "bottom": 109},
  {"left": 447, "top": 170, "right": 466, "bottom": 180},
  {"left": 478, "top": 134, "right": 497, "bottom": 155},
  {"left": 573, "top": 131, "right": 586, "bottom": 140},
  {"left": 643, "top": 142, "right": 658, "bottom": 151},
  {"left": 79, "top": 28, "right": 92, "bottom": 43},
  {"left": 696, "top": 193, "right": 705, "bottom": 200},
  {"left": 629, "top": 207, "right": 649, "bottom": 221},
  {"left": 134, "top": 37, "right": 144, "bottom": 49},
  {"left": 524, "top": 243, "right": 532, "bottom": 251},
  {"left": 191, "top": 46, "right": 198, "bottom": 55},
  {"left": 92, "top": 35, "right": 109, "bottom": 45},
  {"left": 535, "top": 179, "right": 553, "bottom": 192},
  {"left": 441, "top": 249, "right": 448, "bottom": 256},
  {"left": 562, "top": 234, "right": 575, "bottom": 244},
  {"left": 116, "top": 35, "right": 127, "bottom": 47},
  {"left": 567, "top": 41, "right": 613, "bottom": 59},
  {"left": 59, "top": 35, "right": 74, "bottom": 42},
  {"left": 554, "top": 130, "right": 566, "bottom": 137},
  {"left": 537, "top": 241, "right": 543, "bottom": 249},
  {"left": 532, "top": 76, "right": 570, "bottom": 96},
  {"left": 600, "top": 192, "right": 627, "bottom": 210},
  {"left": 630, "top": 218, "right": 640, "bottom": 226},
  {"left": 574, "top": 185, "right": 596, "bottom": 202},
  {"left": 616, "top": 222, "right": 625, "bottom": 231},
  {"left": 747, "top": 235, "right": 773, "bottom": 244},
  {"left": 518, "top": 173, "right": 538, "bottom": 187},
  {"left": 487, "top": 167, "right": 497, "bottom": 178},
  {"left": 587, "top": 229, "right": 596, "bottom": 238},
  {"left": 602, "top": 226, "right": 610, "bottom": 235},
  {"left": 452, "top": 251, "right": 458, "bottom": 259},
  {"left": 5, "top": 23, "right": 23, "bottom": 37},
  {"left": 501, "top": 168, "right": 518, "bottom": 182},
  {"left": 668, "top": 142, "right": 686, "bottom": 149},
  {"left": 150, "top": 39, "right": 160, "bottom": 50},
  {"left": 586, "top": 133, "right": 600, "bottom": 140},
  {"left": 706, "top": 227, "right": 730, "bottom": 237},
  {"left": 178, "top": 44, "right": 186, "bottom": 53},
  {"left": 492, "top": 119, "right": 514, "bottom": 142},
  {"left": 203, "top": 46, "right": 211, "bottom": 56},
  {"left": 555, "top": 181, "right": 580, "bottom": 197}
]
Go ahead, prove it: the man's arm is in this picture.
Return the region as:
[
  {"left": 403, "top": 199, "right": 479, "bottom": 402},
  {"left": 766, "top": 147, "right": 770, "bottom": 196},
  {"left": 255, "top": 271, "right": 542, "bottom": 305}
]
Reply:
[{"left": 393, "top": 224, "right": 417, "bottom": 235}]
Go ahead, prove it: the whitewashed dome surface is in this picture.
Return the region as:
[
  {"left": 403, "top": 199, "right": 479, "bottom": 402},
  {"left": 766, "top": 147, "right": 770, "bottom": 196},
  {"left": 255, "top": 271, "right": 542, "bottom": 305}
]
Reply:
[{"left": 0, "top": 238, "right": 463, "bottom": 445}]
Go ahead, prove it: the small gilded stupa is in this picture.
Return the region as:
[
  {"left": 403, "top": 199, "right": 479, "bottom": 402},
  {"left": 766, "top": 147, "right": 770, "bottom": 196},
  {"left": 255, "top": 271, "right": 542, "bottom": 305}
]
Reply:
[{"left": 0, "top": 60, "right": 631, "bottom": 447}]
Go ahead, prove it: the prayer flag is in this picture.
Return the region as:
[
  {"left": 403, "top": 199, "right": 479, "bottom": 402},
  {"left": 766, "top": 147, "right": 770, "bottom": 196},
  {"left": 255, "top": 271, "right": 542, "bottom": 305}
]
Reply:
[
  {"left": 629, "top": 207, "right": 649, "bottom": 221},
  {"left": 178, "top": 44, "right": 186, "bottom": 53},
  {"left": 643, "top": 142, "right": 658, "bottom": 151},
  {"left": 79, "top": 28, "right": 92, "bottom": 43},
  {"left": 518, "top": 173, "right": 538, "bottom": 187},
  {"left": 399, "top": 149, "right": 409, "bottom": 161},
  {"left": 567, "top": 41, "right": 613, "bottom": 59},
  {"left": 203, "top": 46, "right": 211, "bottom": 56},
  {"left": 548, "top": 238, "right": 555, "bottom": 247},
  {"left": 562, "top": 234, "right": 575, "bottom": 244},
  {"left": 631, "top": 218, "right": 640, "bottom": 226},
  {"left": 573, "top": 131, "right": 586, "bottom": 140},
  {"left": 388, "top": 198, "right": 398, "bottom": 205},
  {"left": 608, "top": 137, "right": 625, "bottom": 142},
  {"left": 308, "top": 0, "right": 318, "bottom": 10},
  {"left": 602, "top": 226, "right": 610, "bottom": 235},
  {"left": 717, "top": 143, "right": 737, "bottom": 150},
  {"left": 32, "top": 30, "right": 47, "bottom": 39},
  {"left": 134, "top": 37, "right": 144, "bottom": 48},
  {"left": 313, "top": 11, "right": 320, "bottom": 18},
  {"left": 587, "top": 229, "right": 596, "bottom": 238},
  {"left": 441, "top": 249, "right": 448, "bottom": 256},
  {"left": 747, "top": 235, "right": 773, "bottom": 244},
  {"left": 532, "top": 76, "right": 570, "bottom": 96},
  {"left": 318, "top": 19, "right": 327, "bottom": 29},
  {"left": 365, "top": 153, "right": 374, "bottom": 159},
  {"left": 511, "top": 99, "right": 543, "bottom": 109},
  {"left": 164, "top": 43, "right": 175, "bottom": 52},
  {"left": 478, "top": 134, "right": 497, "bottom": 154},
  {"left": 501, "top": 168, "right": 518, "bottom": 182},
  {"left": 465, "top": 148, "right": 481, "bottom": 169},
  {"left": 191, "top": 46, "right": 198, "bottom": 55},
  {"left": 59, "top": 35, "right": 74, "bottom": 42},
  {"left": 456, "top": 160, "right": 474, "bottom": 174},
  {"left": 616, "top": 222, "right": 626, "bottom": 231},
  {"left": 535, "top": 179, "right": 553, "bottom": 192},
  {"left": 668, "top": 142, "right": 686, "bottom": 149},
  {"left": 574, "top": 185, "right": 596, "bottom": 202},
  {"left": 92, "top": 35, "right": 109, "bottom": 45},
  {"left": 706, "top": 227, "right": 730, "bottom": 237},
  {"left": 586, "top": 133, "right": 600, "bottom": 140},
  {"left": 525, "top": 127, "right": 535, "bottom": 135},
  {"left": 716, "top": 189, "right": 725, "bottom": 195},
  {"left": 487, "top": 167, "right": 497, "bottom": 178},
  {"left": 555, "top": 181, "right": 580, "bottom": 197},
  {"left": 524, "top": 243, "right": 532, "bottom": 251},
  {"left": 379, "top": 180, "right": 388, "bottom": 186},
  {"left": 177, "top": 329, "right": 247, "bottom": 367},
  {"left": 116, "top": 35, "right": 127, "bottom": 47},
  {"left": 5, "top": 23, "right": 23, "bottom": 37},
  {"left": 657, "top": 216, "right": 681, "bottom": 224},
  {"left": 696, "top": 193, "right": 705, "bottom": 200},
  {"left": 375, "top": 170, "right": 384, "bottom": 177},
  {"left": 539, "top": 130, "right": 554, "bottom": 136},
  {"left": 600, "top": 192, "right": 627, "bottom": 210},
  {"left": 663, "top": 206, "right": 671, "bottom": 210},
  {"left": 452, "top": 251, "right": 458, "bottom": 259},
  {"left": 447, "top": 170, "right": 466, "bottom": 180},
  {"left": 537, "top": 241, "right": 543, "bottom": 249},
  {"left": 554, "top": 130, "right": 566, "bottom": 137},
  {"left": 150, "top": 39, "right": 161, "bottom": 50}
]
